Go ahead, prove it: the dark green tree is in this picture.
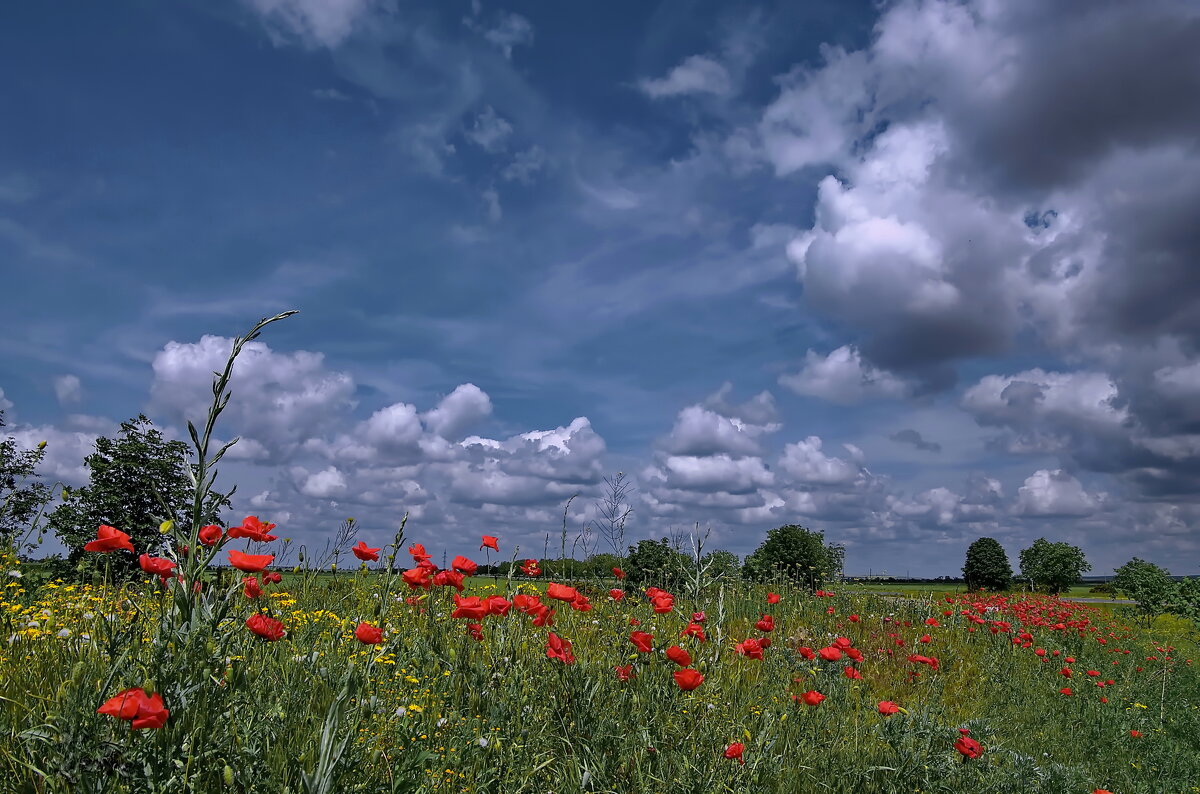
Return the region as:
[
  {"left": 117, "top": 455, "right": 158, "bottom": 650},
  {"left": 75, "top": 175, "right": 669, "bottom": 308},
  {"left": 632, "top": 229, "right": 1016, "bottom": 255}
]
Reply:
[
  {"left": 962, "top": 537, "right": 1013, "bottom": 591},
  {"left": 741, "top": 524, "right": 835, "bottom": 591},
  {"left": 1018, "top": 537, "right": 1091, "bottom": 594},
  {"left": 49, "top": 415, "right": 232, "bottom": 572},
  {"left": 1112, "top": 558, "right": 1173, "bottom": 620},
  {"left": 700, "top": 549, "right": 740, "bottom": 581},
  {"left": 0, "top": 410, "right": 53, "bottom": 544},
  {"left": 625, "top": 537, "right": 688, "bottom": 588}
]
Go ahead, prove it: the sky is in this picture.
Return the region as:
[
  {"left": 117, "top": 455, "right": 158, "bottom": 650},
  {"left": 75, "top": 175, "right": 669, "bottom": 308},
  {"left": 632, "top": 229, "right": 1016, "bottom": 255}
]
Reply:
[{"left": 2, "top": 0, "right": 1199, "bottom": 577}]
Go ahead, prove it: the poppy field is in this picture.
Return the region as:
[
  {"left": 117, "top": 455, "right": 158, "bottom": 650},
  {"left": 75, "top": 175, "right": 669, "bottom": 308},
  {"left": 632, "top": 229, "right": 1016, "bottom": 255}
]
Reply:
[{"left": 2, "top": 314, "right": 1198, "bottom": 793}]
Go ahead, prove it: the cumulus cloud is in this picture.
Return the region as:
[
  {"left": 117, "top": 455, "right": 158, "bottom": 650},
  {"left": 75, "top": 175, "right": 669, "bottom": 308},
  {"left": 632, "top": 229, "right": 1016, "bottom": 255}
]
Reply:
[
  {"left": 300, "top": 466, "right": 348, "bottom": 499},
  {"left": 149, "top": 335, "right": 356, "bottom": 460},
  {"left": 0, "top": 387, "right": 12, "bottom": 413},
  {"left": 1014, "top": 469, "right": 1102, "bottom": 518},
  {"left": 778, "top": 437, "right": 860, "bottom": 485},
  {"left": 639, "top": 55, "right": 733, "bottom": 98},
  {"left": 421, "top": 384, "right": 492, "bottom": 440},
  {"left": 779, "top": 346, "right": 909, "bottom": 403}
]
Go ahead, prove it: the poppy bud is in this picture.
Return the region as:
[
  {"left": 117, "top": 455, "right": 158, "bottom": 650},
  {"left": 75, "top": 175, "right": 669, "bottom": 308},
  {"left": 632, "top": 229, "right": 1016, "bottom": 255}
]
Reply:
[
  {"left": 159, "top": 520, "right": 174, "bottom": 534},
  {"left": 37, "top": 440, "right": 47, "bottom": 450},
  {"left": 223, "top": 766, "right": 234, "bottom": 786}
]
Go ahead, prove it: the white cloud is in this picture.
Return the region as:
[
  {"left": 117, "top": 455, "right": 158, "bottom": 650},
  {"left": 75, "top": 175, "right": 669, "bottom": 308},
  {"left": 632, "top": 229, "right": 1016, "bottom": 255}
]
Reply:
[
  {"left": 301, "top": 466, "right": 348, "bottom": 498},
  {"left": 53, "top": 375, "right": 81, "bottom": 405},
  {"left": 500, "top": 146, "right": 546, "bottom": 184},
  {"left": 421, "top": 383, "right": 492, "bottom": 440},
  {"left": 778, "top": 436, "right": 860, "bottom": 485},
  {"left": 465, "top": 106, "right": 513, "bottom": 153},
  {"left": 1014, "top": 469, "right": 1100, "bottom": 517},
  {"left": 779, "top": 345, "right": 909, "bottom": 403},
  {"left": 0, "top": 387, "right": 12, "bottom": 413},
  {"left": 639, "top": 55, "right": 733, "bottom": 99},
  {"left": 660, "top": 454, "right": 774, "bottom": 494},
  {"left": 660, "top": 405, "right": 765, "bottom": 457},
  {"left": 242, "top": 0, "right": 385, "bottom": 49}
]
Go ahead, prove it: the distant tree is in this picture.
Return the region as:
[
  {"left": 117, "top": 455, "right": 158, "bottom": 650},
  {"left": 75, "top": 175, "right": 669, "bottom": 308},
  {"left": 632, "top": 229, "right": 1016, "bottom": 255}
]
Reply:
[
  {"left": 582, "top": 552, "right": 624, "bottom": 579},
  {"left": 701, "top": 550, "right": 740, "bottom": 581},
  {"left": 1112, "top": 558, "right": 1173, "bottom": 620},
  {"left": 1018, "top": 538, "right": 1091, "bottom": 595},
  {"left": 626, "top": 538, "right": 688, "bottom": 588},
  {"left": 962, "top": 537, "right": 1013, "bottom": 591},
  {"left": 49, "top": 415, "right": 232, "bottom": 573},
  {"left": 741, "top": 524, "right": 836, "bottom": 591},
  {"left": 1168, "top": 577, "right": 1200, "bottom": 630},
  {"left": 0, "top": 410, "right": 53, "bottom": 544}
]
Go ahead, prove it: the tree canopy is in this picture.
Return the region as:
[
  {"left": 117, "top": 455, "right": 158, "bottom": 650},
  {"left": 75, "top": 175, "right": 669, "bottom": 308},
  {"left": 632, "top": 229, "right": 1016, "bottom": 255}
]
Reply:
[
  {"left": 1018, "top": 538, "right": 1090, "bottom": 594},
  {"left": 49, "top": 415, "right": 231, "bottom": 572},
  {"left": 0, "top": 411, "right": 53, "bottom": 545},
  {"left": 962, "top": 537, "right": 1013, "bottom": 591},
  {"left": 1112, "top": 558, "right": 1173, "bottom": 619},
  {"left": 741, "top": 524, "right": 837, "bottom": 591}
]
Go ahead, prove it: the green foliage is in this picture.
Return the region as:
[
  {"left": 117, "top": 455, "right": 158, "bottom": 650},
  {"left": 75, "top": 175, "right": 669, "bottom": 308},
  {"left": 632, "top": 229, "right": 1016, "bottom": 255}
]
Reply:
[
  {"left": 961, "top": 537, "right": 1013, "bottom": 592},
  {"left": 1167, "top": 576, "right": 1200, "bottom": 629},
  {"left": 741, "top": 524, "right": 835, "bottom": 591},
  {"left": 48, "top": 415, "right": 231, "bottom": 573},
  {"left": 625, "top": 537, "right": 688, "bottom": 588},
  {"left": 1112, "top": 557, "right": 1173, "bottom": 619},
  {"left": 0, "top": 410, "right": 53, "bottom": 545},
  {"left": 700, "top": 549, "right": 740, "bottom": 581},
  {"left": 1017, "top": 537, "right": 1091, "bottom": 594}
]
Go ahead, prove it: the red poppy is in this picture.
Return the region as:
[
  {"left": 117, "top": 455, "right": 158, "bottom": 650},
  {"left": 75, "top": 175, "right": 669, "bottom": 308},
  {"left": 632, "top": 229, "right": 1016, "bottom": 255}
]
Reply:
[
  {"left": 755, "top": 614, "right": 775, "bottom": 632},
  {"left": 1060, "top": 687, "right": 1073, "bottom": 696},
  {"left": 83, "top": 525, "right": 134, "bottom": 554},
  {"left": 263, "top": 571, "right": 282, "bottom": 585},
  {"left": 484, "top": 595, "right": 511, "bottom": 617},
  {"left": 652, "top": 596, "right": 675, "bottom": 614},
  {"left": 352, "top": 541, "right": 381, "bottom": 562},
  {"left": 833, "top": 636, "right": 852, "bottom": 649},
  {"left": 612, "top": 567, "right": 626, "bottom": 579},
  {"left": 451, "top": 595, "right": 488, "bottom": 620},
  {"left": 682, "top": 623, "right": 707, "bottom": 642},
  {"left": 630, "top": 631, "right": 654, "bottom": 653},
  {"left": 138, "top": 553, "right": 177, "bottom": 584},
  {"left": 609, "top": 589, "right": 625, "bottom": 601},
  {"left": 1129, "top": 730, "right": 1142, "bottom": 738},
  {"left": 723, "top": 742, "right": 745, "bottom": 765},
  {"left": 665, "top": 645, "right": 692, "bottom": 667},
  {"left": 545, "top": 632, "right": 575, "bottom": 664},
  {"left": 243, "top": 576, "right": 262, "bottom": 599},
  {"left": 846, "top": 647, "right": 863, "bottom": 661},
  {"left": 531, "top": 605, "right": 556, "bottom": 627},
  {"left": 246, "top": 613, "right": 285, "bottom": 641},
  {"left": 228, "top": 549, "right": 274, "bottom": 573},
  {"left": 402, "top": 567, "right": 432, "bottom": 589},
  {"left": 480, "top": 535, "right": 499, "bottom": 552},
  {"left": 1060, "top": 667, "right": 1073, "bottom": 678},
  {"left": 433, "top": 570, "right": 466, "bottom": 591},
  {"left": 796, "top": 690, "right": 825, "bottom": 706},
  {"left": 570, "top": 594, "right": 594, "bottom": 612},
  {"left": 547, "top": 582, "right": 580, "bottom": 602},
  {"left": 408, "top": 543, "right": 432, "bottom": 563},
  {"left": 354, "top": 621, "right": 383, "bottom": 644},
  {"left": 614, "top": 664, "right": 634, "bottom": 681},
  {"left": 878, "top": 701, "right": 900, "bottom": 715},
  {"left": 924, "top": 617, "right": 939, "bottom": 626},
  {"left": 844, "top": 665, "right": 862, "bottom": 680},
  {"left": 467, "top": 622, "right": 484, "bottom": 641},
  {"left": 955, "top": 735, "right": 983, "bottom": 758},
  {"left": 767, "top": 592, "right": 781, "bottom": 604},
  {"left": 797, "top": 646, "right": 816, "bottom": 660},
  {"left": 97, "top": 688, "right": 169, "bottom": 730},
  {"left": 513, "top": 594, "right": 542, "bottom": 613},
  {"left": 818, "top": 646, "right": 843, "bottom": 662},
  {"left": 198, "top": 525, "right": 223, "bottom": 546},
  {"left": 692, "top": 611, "right": 706, "bottom": 623},
  {"left": 227, "top": 516, "right": 277, "bottom": 543},
  {"left": 452, "top": 555, "right": 478, "bottom": 576},
  {"left": 673, "top": 669, "right": 704, "bottom": 691},
  {"left": 849, "top": 614, "right": 860, "bottom": 623},
  {"left": 520, "top": 559, "right": 541, "bottom": 576},
  {"left": 735, "top": 638, "right": 764, "bottom": 660}
]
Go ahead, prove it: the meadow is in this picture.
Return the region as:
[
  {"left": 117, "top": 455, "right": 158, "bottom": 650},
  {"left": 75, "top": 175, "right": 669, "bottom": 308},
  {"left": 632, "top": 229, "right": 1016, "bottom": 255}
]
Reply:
[{"left": 2, "top": 313, "right": 1196, "bottom": 794}]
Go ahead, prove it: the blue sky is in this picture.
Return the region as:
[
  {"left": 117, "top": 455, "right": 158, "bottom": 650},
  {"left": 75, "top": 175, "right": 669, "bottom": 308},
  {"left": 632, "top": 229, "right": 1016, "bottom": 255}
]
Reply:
[{"left": 3, "top": 0, "right": 1199, "bottom": 576}]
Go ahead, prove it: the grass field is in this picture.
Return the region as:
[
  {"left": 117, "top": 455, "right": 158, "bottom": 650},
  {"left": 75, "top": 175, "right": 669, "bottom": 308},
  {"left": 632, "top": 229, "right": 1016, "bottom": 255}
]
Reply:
[{"left": 1, "top": 544, "right": 1196, "bottom": 794}]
